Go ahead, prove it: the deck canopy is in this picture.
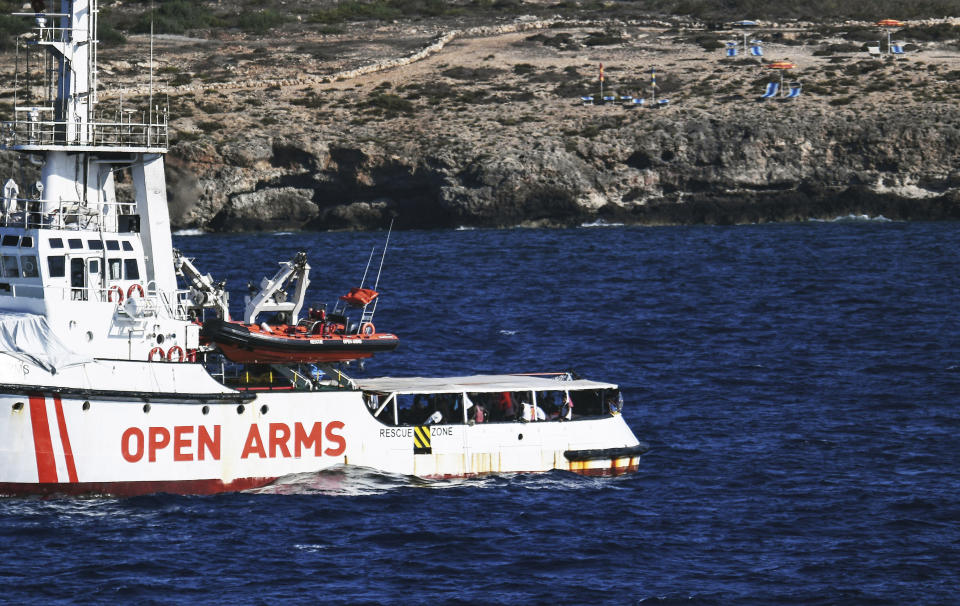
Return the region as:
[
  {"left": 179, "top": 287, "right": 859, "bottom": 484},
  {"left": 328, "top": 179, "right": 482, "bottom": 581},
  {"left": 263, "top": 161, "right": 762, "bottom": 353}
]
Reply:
[{"left": 355, "top": 374, "right": 617, "bottom": 395}]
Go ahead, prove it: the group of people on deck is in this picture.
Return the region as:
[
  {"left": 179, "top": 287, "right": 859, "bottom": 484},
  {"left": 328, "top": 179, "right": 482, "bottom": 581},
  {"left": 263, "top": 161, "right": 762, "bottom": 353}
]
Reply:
[{"left": 371, "top": 388, "right": 623, "bottom": 427}]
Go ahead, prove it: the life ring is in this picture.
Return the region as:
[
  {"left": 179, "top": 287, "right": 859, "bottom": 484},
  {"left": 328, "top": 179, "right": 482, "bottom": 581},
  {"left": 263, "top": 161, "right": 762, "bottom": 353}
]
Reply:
[
  {"left": 167, "top": 345, "right": 185, "bottom": 363},
  {"left": 108, "top": 285, "right": 124, "bottom": 303},
  {"left": 359, "top": 322, "right": 375, "bottom": 336},
  {"left": 148, "top": 346, "right": 165, "bottom": 361},
  {"left": 127, "top": 283, "right": 145, "bottom": 299}
]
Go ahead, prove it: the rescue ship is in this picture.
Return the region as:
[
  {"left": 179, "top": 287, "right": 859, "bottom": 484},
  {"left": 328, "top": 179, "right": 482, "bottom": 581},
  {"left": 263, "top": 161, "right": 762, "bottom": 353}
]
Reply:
[{"left": 0, "top": 1, "right": 647, "bottom": 496}]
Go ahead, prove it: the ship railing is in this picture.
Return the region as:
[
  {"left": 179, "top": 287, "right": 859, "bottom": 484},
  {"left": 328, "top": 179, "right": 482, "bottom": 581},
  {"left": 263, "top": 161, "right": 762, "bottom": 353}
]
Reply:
[
  {"left": 1, "top": 117, "right": 168, "bottom": 149},
  {"left": 1, "top": 283, "right": 184, "bottom": 317},
  {"left": 0, "top": 198, "right": 137, "bottom": 232},
  {"left": 150, "top": 283, "right": 190, "bottom": 320}
]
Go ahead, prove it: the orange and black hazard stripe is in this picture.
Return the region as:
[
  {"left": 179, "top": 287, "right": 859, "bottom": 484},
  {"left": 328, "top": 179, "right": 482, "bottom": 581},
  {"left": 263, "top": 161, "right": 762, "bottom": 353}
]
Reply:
[{"left": 414, "top": 425, "right": 432, "bottom": 454}]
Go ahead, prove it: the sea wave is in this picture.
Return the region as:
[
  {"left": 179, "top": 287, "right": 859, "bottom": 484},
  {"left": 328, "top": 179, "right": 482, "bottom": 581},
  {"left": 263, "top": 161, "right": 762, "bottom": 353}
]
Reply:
[
  {"left": 172, "top": 228, "right": 206, "bottom": 236},
  {"left": 809, "top": 214, "right": 894, "bottom": 223},
  {"left": 580, "top": 219, "right": 625, "bottom": 228}
]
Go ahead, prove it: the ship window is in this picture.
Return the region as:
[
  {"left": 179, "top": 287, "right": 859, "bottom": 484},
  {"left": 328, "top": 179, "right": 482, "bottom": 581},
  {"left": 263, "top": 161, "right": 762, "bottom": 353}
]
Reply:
[
  {"left": 2, "top": 235, "right": 19, "bottom": 247},
  {"left": 121, "top": 241, "right": 134, "bottom": 251},
  {"left": 68, "top": 238, "right": 83, "bottom": 249},
  {"left": 19, "top": 236, "right": 33, "bottom": 248},
  {"left": 49, "top": 238, "right": 64, "bottom": 249},
  {"left": 124, "top": 259, "right": 140, "bottom": 280},
  {"left": 0, "top": 283, "right": 9, "bottom": 293},
  {"left": 47, "top": 256, "right": 66, "bottom": 278},
  {"left": 20, "top": 255, "right": 39, "bottom": 278},
  {"left": 88, "top": 259, "right": 99, "bottom": 275},
  {"left": 108, "top": 258, "right": 122, "bottom": 280},
  {"left": 88, "top": 240, "right": 103, "bottom": 250},
  {"left": 1, "top": 255, "right": 19, "bottom": 278},
  {"left": 106, "top": 240, "right": 120, "bottom": 251}
]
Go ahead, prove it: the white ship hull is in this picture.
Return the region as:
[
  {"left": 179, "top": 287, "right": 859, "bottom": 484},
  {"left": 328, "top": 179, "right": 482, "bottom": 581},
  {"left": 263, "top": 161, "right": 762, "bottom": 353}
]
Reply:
[{"left": 0, "top": 362, "right": 644, "bottom": 496}]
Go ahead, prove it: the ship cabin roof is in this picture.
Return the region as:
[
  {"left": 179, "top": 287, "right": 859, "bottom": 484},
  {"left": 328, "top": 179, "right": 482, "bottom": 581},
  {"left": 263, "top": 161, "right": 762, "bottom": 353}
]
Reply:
[{"left": 355, "top": 373, "right": 617, "bottom": 395}]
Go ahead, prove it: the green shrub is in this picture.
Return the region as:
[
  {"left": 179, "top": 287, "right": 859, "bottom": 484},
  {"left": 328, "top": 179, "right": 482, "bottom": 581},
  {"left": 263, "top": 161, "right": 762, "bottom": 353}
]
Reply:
[
  {"left": 132, "top": 0, "right": 216, "bottom": 35},
  {"left": 232, "top": 9, "right": 288, "bottom": 34},
  {"left": 365, "top": 93, "right": 415, "bottom": 114},
  {"left": 197, "top": 120, "right": 221, "bottom": 133},
  {"left": 583, "top": 30, "right": 624, "bottom": 47},
  {"left": 170, "top": 73, "right": 192, "bottom": 86}
]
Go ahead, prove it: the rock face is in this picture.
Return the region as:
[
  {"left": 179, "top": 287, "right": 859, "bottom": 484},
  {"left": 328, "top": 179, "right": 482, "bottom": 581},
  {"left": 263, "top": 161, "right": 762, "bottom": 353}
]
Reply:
[{"left": 169, "top": 104, "right": 960, "bottom": 231}]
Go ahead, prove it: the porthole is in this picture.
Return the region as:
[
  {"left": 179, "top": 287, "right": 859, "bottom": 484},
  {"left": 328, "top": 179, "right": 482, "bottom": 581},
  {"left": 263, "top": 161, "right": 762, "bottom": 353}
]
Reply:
[
  {"left": 236, "top": 404, "right": 245, "bottom": 415},
  {"left": 201, "top": 405, "right": 209, "bottom": 415},
  {"left": 518, "top": 433, "right": 524, "bottom": 441},
  {"left": 260, "top": 404, "right": 269, "bottom": 415},
  {"left": 82, "top": 401, "right": 90, "bottom": 411},
  {"left": 143, "top": 403, "right": 151, "bottom": 413},
  {"left": 12, "top": 402, "right": 24, "bottom": 411}
]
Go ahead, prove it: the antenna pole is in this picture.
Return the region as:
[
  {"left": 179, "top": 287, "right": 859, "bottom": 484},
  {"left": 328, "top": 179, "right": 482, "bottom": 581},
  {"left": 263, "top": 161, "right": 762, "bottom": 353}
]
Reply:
[
  {"left": 358, "top": 245, "right": 376, "bottom": 289},
  {"left": 148, "top": 1, "right": 154, "bottom": 127},
  {"left": 373, "top": 219, "right": 393, "bottom": 292}
]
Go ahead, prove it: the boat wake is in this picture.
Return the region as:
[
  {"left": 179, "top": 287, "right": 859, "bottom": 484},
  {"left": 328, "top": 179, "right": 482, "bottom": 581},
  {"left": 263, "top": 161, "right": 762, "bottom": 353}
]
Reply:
[
  {"left": 172, "top": 228, "right": 206, "bottom": 236},
  {"left": 249, "top": 465, "right": 617, "bottom": 496}
]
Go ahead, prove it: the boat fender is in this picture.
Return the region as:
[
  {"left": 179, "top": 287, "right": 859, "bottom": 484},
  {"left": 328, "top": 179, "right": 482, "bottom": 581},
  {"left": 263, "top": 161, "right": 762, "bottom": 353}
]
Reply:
[
  {"left": 360, "top": 322, "right": 375, "bottom": 336},
  {"left": 108, "top": 285, "right": 124, "bottom": 304},
  {"left": 148, "top": 346, "right": 164, "bottom": 361},
  {"left": 127, "top": 283, "right": 145, "bottom": 299},
  {"left": 167, "top": 345, "right": 185, "bottom": 362}
]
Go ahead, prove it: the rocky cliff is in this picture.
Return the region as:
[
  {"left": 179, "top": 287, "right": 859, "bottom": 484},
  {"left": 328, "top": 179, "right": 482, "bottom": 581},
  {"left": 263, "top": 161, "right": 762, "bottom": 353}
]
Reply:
[{"left": 168, "top": 102, "right": 960, "bottom": 232}]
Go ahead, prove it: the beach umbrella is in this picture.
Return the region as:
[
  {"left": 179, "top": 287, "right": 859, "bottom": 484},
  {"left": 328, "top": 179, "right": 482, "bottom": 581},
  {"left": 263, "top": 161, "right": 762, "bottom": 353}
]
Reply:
[
  {"left": 765, "top": 61, "right": 797, "bottom": 97},
  {"left": 876, "top": 19, "right": 905, "bottom": 53},
  {"left": 733, "top": 20, "right": 758, "bottom": 47}
]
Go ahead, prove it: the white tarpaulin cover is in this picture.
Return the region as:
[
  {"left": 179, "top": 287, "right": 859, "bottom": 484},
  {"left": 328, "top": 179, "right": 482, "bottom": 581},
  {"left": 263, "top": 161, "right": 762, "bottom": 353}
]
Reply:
[
  {"left": 0, "top": 313, "right": 92, "bottom": 373},
  {"left": 355, "top": 374, "right": 617, "bottom": 395}
]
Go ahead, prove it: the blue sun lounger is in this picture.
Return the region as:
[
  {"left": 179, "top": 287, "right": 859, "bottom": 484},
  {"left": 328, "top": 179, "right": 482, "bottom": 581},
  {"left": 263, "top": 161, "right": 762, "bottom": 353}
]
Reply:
[
  {"left": 784, "top": 83, "right": 802, "bottom": 99},
  {"left": 750, "top": 45, "right": 763, "bottom": 57},
  {"left": 891, "top": 45, "right": 905, "bottom": 56},
  {"left": 580, "top": 95, "right": 594, "bottom": 105},
  {"left": 627, "top": 98, "right": 645, "bottom": 108},
  {"left": 726, "top": 43, "right": 737, "bottom": 57},
  {"left": 759, "top": 82, "right": 779, "bottom": 99}
]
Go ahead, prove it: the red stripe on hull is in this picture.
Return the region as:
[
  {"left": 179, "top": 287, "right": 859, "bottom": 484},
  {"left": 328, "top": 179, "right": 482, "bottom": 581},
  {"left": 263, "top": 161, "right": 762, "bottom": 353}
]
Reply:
[
  {"left": 419, "top": 462, "right": 641, "bottom": 480},
  {"left": 52, "top": 395, "right": 78, "bottom": 483},
  {"left": 0, "top": 476, "right": 277, "bottom": 497},
  {"left": 28, "top": 394, "right": 57, "bottom": 483},
  {"left": 216, "top": 342, "right": 376, "bottom": 364}
]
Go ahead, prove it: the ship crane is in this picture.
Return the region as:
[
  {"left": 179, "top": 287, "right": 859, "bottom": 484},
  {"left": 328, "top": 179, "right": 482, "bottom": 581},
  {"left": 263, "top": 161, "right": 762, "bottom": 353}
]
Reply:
[
  {"left": 173, "top": 248, "right": 230, "bottom": 320},
  {"left": 243, "top": 251, "right": 310, "bottom": 325}
]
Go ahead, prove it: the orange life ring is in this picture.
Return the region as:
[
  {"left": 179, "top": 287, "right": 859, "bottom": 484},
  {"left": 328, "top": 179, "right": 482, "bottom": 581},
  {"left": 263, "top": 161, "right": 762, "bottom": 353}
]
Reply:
[
  {"left": 359, "top": 322, "right": 375, "bottom": 336},
  {"left": 127, "top": 283, "right": 145, "bottom": 299},
  {"left": 108, "top": 285, "right": 124, "bottom": 304},
  {"left": 167, "top": 345, "right": 185, "bottom": 363},
  {"left": 148, "top": 346, "right": 165, "bottom": 361}
]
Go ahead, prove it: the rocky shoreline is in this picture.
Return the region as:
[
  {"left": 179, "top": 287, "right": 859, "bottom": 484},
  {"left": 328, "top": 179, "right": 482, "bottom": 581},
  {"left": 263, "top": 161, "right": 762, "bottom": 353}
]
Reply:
[{"left": 3, "top": 13, "right": 960, "bottom": 231}]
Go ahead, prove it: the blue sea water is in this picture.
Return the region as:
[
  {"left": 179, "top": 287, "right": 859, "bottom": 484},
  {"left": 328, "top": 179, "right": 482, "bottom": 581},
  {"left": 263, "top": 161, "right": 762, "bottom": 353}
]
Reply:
[{"left": 3, "top": 220, "right": 960, "bottom": 604}]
